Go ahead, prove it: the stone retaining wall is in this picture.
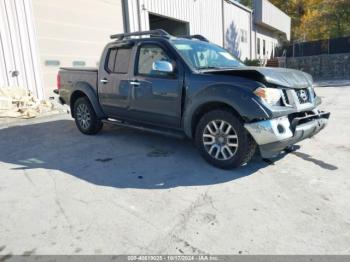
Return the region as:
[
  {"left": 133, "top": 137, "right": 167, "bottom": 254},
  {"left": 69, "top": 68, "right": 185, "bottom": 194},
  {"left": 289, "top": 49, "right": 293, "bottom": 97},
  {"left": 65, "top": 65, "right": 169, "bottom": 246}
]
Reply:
[{"left": 283, "top": 53, "right": 350, "bottom": 80}]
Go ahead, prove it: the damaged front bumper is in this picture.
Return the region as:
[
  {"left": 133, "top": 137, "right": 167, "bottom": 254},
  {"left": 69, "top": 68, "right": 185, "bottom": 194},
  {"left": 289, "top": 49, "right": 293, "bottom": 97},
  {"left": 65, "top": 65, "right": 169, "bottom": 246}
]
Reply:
[{"left": 245, "top": 110, "right": 330, "bottom": 158}]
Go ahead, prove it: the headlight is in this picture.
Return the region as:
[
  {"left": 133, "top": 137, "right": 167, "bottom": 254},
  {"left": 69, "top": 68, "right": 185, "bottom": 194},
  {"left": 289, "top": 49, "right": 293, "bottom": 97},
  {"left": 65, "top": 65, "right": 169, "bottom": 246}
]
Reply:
[{"left": 254, "top": 87, "right": 282, "bottom": 106}]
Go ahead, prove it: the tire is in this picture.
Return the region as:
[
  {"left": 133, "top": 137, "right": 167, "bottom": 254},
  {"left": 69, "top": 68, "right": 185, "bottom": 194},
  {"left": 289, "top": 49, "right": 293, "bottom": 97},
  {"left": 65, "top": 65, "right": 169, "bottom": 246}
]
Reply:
[
  {"left": 195, "top": 109, "right": 256, "bottom": 169},
  {"left": 73, "top": 97, "right": 103, "bottom": 135}
]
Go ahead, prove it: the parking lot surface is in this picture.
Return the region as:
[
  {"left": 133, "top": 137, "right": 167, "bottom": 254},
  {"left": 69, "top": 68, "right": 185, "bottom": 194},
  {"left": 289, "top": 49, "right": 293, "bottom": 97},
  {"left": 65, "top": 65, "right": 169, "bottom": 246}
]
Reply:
[{"left": 0, "top": 85, "right": 349, "bottom": 255}]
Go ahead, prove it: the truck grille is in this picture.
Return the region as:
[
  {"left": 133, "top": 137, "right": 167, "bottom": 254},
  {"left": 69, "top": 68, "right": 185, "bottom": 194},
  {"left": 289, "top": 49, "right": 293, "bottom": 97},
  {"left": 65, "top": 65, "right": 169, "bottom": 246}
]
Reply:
[
  {"left": 296, "top": 88, "right": 310, "bottom": 104},
  {"left": 281, "top": 89, "right": 290, "bottom": 106}
]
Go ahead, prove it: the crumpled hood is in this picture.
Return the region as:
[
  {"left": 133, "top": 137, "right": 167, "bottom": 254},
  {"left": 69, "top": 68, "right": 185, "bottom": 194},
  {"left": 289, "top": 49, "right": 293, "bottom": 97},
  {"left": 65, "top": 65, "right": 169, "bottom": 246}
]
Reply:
[{"left": 206, "top": 67, "right": 313, "bottom": 89}]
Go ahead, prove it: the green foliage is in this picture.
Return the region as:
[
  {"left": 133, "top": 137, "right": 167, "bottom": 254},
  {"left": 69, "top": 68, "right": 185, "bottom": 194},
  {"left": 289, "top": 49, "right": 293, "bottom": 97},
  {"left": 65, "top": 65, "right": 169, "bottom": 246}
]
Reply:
[
  {"left": 269, "top": 0, "right": 350, "bottom": 41},
  {"left": 244, "top": 58, "right": 261, "bottom": 66},
  {"left": 238, "top": 0, "right": 253, "bottom": 8}
]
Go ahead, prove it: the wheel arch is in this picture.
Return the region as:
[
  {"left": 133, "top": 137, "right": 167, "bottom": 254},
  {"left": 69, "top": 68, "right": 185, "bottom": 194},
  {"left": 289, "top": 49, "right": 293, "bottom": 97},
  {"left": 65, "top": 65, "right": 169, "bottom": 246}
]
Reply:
[
  {"left": 183, "top": 83, "right": 271, "bottom": 139},
  {"left": 187, "top": 101, "right": 244, "bottom": 139},
  {"left": 69, "top": 82, "right": 106, "bottom": 119}
]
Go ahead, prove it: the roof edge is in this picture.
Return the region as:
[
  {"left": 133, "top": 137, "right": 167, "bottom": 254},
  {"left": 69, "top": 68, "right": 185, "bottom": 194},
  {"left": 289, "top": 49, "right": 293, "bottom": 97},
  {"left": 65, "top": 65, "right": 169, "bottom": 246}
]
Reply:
[{"left": 225, "top": 0, "right": 253, "bottom": 13}]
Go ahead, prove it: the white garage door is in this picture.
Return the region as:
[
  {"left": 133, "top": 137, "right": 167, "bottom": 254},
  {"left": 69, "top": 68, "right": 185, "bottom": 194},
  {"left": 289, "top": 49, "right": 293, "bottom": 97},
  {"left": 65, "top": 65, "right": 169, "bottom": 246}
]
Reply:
[{"left": 0, "top": 0, "right": 43, "bottom": 98}]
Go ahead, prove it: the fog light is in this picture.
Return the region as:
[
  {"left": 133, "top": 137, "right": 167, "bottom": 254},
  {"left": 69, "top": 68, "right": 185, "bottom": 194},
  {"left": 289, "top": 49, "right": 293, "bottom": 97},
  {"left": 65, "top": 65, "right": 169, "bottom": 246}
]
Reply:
[{"left": 277, "top": 124, "right": 285, "bottom": 134}]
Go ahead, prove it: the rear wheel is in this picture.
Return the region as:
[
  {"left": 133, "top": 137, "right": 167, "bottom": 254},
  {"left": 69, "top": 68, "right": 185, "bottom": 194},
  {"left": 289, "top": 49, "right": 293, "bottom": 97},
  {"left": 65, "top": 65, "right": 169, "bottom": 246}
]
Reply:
[
  {"left": 73, "top": 97, "right": 103, "bottom": 135},
  {"left": 195, "top": 110, "right": 256, "bottom": 169}
]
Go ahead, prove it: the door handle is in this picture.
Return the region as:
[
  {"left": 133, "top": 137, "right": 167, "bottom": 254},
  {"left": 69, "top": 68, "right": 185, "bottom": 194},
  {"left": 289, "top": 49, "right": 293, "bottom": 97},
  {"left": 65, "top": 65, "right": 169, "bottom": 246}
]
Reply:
[
  {"left": 100, "top": 78, "right": 109, "bottom": 84},
  {"left": 130, "top": 81, "right": 140, "bottom": 86}
]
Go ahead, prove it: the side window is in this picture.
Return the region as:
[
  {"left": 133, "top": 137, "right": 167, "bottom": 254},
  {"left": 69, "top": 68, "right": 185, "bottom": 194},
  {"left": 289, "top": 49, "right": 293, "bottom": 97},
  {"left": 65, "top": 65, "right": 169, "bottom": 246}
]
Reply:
[
  {"left": 137, "top": 45, "right": 172, "bottom": 77},
  {"left": 115, "top": 48, "right": 132, "bottom": 74},
  {"left": 106, "top": 48, "right": 117, "bottom": 72},
  {"left": 106, "top": 47, "right": 132, "bottom": 74}
]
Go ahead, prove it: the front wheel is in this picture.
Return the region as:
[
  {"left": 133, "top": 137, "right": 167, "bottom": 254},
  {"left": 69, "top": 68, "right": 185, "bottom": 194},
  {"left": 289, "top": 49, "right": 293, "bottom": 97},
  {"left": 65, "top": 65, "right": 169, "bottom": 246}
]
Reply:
[
  {"left": 73, "top": 97, "right": 103, "bottom": 135},
  {"left": 195, "top": 110, "right": 256, "bottom": 169}
]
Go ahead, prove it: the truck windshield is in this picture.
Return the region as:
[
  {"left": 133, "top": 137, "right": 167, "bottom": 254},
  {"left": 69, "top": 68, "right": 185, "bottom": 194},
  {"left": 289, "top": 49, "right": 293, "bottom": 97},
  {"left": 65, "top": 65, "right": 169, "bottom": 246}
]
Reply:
[{"left": 170, "top": 39, "right": 244, "bottom": 70}]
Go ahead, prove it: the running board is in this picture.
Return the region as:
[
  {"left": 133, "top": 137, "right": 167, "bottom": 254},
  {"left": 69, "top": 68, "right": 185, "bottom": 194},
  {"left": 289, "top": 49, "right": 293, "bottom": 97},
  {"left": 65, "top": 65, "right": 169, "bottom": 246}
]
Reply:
[{"left": 102, "top": 119, "right": 186, "bottom": 139}]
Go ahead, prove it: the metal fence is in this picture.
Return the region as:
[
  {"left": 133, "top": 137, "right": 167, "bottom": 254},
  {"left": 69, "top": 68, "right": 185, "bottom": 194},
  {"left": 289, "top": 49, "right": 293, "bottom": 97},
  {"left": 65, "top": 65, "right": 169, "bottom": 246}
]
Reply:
[{"left": 276, "top": 36, "right": 350, "bottom": 57}]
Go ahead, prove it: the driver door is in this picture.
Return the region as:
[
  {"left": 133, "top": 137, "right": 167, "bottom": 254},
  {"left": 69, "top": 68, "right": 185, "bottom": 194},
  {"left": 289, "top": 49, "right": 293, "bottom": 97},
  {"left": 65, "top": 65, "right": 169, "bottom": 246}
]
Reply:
[{"left": 128, "top": 43, "right": 183, "bottom": 128}]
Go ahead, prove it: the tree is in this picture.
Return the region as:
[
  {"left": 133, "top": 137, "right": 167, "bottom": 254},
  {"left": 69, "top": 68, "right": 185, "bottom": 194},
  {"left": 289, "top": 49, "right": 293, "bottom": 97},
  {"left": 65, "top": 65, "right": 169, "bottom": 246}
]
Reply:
[
  {"left": 270, "top": 0, "right": 350, "bottom": 41},
  {"left": 238, "top": 0, "right": 253, "bottom": 8},
  {"left": 238, "top": 0, "right": 350, "bottom": 41}
]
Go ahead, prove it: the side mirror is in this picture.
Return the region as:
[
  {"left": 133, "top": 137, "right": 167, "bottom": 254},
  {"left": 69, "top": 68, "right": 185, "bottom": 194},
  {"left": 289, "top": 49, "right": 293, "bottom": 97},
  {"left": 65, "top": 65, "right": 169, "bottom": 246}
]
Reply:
[{"left": 152, "top": 60, "right": 174, "bottom": 73}]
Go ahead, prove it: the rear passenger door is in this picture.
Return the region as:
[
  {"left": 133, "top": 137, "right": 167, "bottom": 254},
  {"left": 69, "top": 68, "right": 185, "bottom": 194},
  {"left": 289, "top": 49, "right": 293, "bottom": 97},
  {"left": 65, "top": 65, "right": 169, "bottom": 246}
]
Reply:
[{"left": 98, "top": 45, "right": 132, "bottom": 119}]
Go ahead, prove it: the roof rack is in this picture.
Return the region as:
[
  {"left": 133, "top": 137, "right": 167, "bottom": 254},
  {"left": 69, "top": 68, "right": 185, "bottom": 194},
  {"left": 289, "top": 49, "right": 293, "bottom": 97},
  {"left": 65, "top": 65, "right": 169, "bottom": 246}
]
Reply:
[
  {"left": 179, "top": 35, "right": 209, "bottom": 42},
  {"left": 111, "top": 29, "right": 170, "bottom": 40}
]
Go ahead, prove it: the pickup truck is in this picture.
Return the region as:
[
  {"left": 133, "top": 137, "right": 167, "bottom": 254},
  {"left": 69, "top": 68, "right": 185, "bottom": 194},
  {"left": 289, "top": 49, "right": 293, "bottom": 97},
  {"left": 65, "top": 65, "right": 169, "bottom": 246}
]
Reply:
[{"left": 56, "top": 30, "right": 330, "bottom": 169}]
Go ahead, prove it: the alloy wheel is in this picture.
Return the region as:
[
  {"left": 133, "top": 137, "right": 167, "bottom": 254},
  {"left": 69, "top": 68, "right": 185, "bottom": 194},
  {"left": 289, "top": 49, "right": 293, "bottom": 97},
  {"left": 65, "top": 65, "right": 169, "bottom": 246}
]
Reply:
[
  {"left": 76, "top": 103, "right": 91, "bottom": 130},
  {"left": 203, "top": 120, "right": 239, "bottom": 161}
]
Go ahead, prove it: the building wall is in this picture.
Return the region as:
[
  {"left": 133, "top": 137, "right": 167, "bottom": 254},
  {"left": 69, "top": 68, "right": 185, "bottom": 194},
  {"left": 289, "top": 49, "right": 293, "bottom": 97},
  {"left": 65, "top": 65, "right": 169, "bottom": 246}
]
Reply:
[
  {"left": 253, "top": 0, "right": 291, "bottom": 41},
  {"left": 223, "top": 1, "right": 252, "bottom": 60},
  {"left": 32, "top": 0, "right": 124, "bottom": 97},
  {"left": 253, "top": 25, "right": 279, "bottom": 60},
  {"left": 124, "top": 0, "right": 253, "bottom": 60},
  {"left": 124, "top": 0, "right": 224, "bottom": 46},
  {"left": 1, "top": 0, "right": 290, "bottom": 100},
  {"left": 0, "top": 0, "right": 43, "bottom": 98}
]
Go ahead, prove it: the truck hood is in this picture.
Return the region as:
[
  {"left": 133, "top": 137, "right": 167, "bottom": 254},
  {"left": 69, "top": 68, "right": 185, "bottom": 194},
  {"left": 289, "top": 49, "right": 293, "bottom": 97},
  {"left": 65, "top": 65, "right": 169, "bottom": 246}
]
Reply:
[{"left": 205, "top": 67, "right": 313, "bottom": 89}]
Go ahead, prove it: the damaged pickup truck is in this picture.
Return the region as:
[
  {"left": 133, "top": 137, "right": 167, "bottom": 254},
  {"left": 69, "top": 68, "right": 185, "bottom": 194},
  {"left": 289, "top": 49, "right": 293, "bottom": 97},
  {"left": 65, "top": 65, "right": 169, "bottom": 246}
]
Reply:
[{"left": 56, "top": 30, "right": 330, "bottom": 169}]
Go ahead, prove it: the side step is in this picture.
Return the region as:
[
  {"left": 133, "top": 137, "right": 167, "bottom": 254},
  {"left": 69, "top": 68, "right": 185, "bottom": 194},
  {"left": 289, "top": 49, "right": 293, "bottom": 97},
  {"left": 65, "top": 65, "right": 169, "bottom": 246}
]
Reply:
[{"left": 102, "top": 119, "right": 187, "bottom": 139}]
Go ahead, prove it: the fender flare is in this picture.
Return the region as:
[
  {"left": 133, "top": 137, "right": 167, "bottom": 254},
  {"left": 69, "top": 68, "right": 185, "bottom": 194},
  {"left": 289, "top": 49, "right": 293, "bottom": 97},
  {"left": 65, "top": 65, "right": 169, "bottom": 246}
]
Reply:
[
  {"left": 69, "top": 82, "right": 106, "bottom": 119},
  {"left": 182, "top": 84, "right": 271, "bottom": 138}
]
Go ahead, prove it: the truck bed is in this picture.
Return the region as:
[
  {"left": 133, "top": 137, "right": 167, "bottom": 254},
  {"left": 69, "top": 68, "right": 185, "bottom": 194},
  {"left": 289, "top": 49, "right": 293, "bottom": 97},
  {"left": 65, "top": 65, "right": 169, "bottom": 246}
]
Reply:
[
  {"left": 59, "top": 67, "right": 98, "bottom": 104},
  {"left": 60, "top": 67, "right": 98, "bottom": 72}
]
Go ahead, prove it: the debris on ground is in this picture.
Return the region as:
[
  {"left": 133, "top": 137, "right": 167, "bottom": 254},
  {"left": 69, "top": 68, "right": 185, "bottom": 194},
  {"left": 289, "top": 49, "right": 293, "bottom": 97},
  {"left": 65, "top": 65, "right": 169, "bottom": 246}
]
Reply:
[{"left": 0, "top": 87, "right": 57, "bottom": 119}]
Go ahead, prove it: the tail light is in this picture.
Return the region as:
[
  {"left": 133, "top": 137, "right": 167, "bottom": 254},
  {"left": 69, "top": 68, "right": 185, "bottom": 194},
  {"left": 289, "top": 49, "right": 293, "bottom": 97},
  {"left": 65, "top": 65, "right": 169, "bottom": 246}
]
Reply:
[{"left": 57, "top": 74, "right": 61, "bottom": 90}]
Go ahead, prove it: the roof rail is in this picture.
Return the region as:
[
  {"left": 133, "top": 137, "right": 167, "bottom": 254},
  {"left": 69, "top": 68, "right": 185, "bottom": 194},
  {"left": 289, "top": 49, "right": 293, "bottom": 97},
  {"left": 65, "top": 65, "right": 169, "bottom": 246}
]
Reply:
[
  {"left": 111, "top": 29, "right": 170, "bottom": 40},
  {"left": 179, "top": 35, "right": 209, "bottom": 42}
]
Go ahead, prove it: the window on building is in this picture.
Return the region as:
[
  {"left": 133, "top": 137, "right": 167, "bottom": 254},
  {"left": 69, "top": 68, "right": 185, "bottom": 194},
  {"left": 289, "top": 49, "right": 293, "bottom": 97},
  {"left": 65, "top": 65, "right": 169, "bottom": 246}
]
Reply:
[
  {"left": 73, "top": 61, "right": 86, "bottom": 67},
  {"left": 257, "top": 38, "right": 261, "bottom": 55},
  {"left": 240, "top": 29, "right": 248, "bottom": 43},
  {"left": 263, "top": 40, "right": 266, "bottom": 56},
  {"left": 45, "top": 60, "right": 60, "bottom": 67},
  {"left": 137, "top": 44, "right": 173, "bottom": 77}
]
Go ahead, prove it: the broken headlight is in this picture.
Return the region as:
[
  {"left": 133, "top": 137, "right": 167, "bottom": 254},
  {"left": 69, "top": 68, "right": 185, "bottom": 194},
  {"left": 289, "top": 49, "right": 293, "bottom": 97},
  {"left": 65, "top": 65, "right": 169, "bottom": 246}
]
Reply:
[{"left": 254, "top": 87, "right": 283, "bottom": 106}]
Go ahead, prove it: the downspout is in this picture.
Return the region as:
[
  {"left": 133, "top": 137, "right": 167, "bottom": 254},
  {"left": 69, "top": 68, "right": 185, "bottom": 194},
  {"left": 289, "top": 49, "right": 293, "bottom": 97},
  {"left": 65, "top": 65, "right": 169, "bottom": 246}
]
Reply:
[
  {"left": 250, "top": 10, "right": 253, "bottom": 59},
  {"left": 122, "top": 0, "right": 130, "bottom": 33},
  {"left": 222, "top": 0, "right": 225, "bottom": 47},
  {"left": 136, "top": 0, "right": 142, "bottom": 31}
]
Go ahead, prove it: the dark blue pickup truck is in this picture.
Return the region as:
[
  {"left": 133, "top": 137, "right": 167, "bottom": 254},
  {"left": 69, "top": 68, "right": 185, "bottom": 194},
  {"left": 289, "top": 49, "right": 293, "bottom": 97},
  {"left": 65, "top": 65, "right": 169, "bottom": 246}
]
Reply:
[{"left": 56, "top": 30, "right": 330, "bottom": 169}]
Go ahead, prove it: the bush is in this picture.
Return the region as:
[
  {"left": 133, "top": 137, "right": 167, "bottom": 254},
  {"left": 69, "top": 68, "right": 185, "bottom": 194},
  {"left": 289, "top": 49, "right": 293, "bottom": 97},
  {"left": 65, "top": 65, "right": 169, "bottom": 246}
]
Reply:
[{"left": 244, "top": 59, "right": 261, "bottom": 66}]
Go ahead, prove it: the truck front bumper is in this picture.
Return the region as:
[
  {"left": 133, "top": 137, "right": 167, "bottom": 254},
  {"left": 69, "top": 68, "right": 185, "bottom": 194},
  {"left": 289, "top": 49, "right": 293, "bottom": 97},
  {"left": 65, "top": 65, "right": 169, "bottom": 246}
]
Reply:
[{"left": 244, "top": 110, "right": 330, "bottom": 158}]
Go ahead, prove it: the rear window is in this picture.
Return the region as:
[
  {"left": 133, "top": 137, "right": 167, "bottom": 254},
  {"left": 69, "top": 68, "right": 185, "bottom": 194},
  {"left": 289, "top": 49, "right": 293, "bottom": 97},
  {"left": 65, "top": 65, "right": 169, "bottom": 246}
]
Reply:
[
  {"left": 106, "top": 48, "right": 117, "bottom": 72},
  {"left": 115, "top": 48, "right": 132, "bottom": 74},
  {"left": 106, "top": 47, "right": 132, "bottom": 74}
]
